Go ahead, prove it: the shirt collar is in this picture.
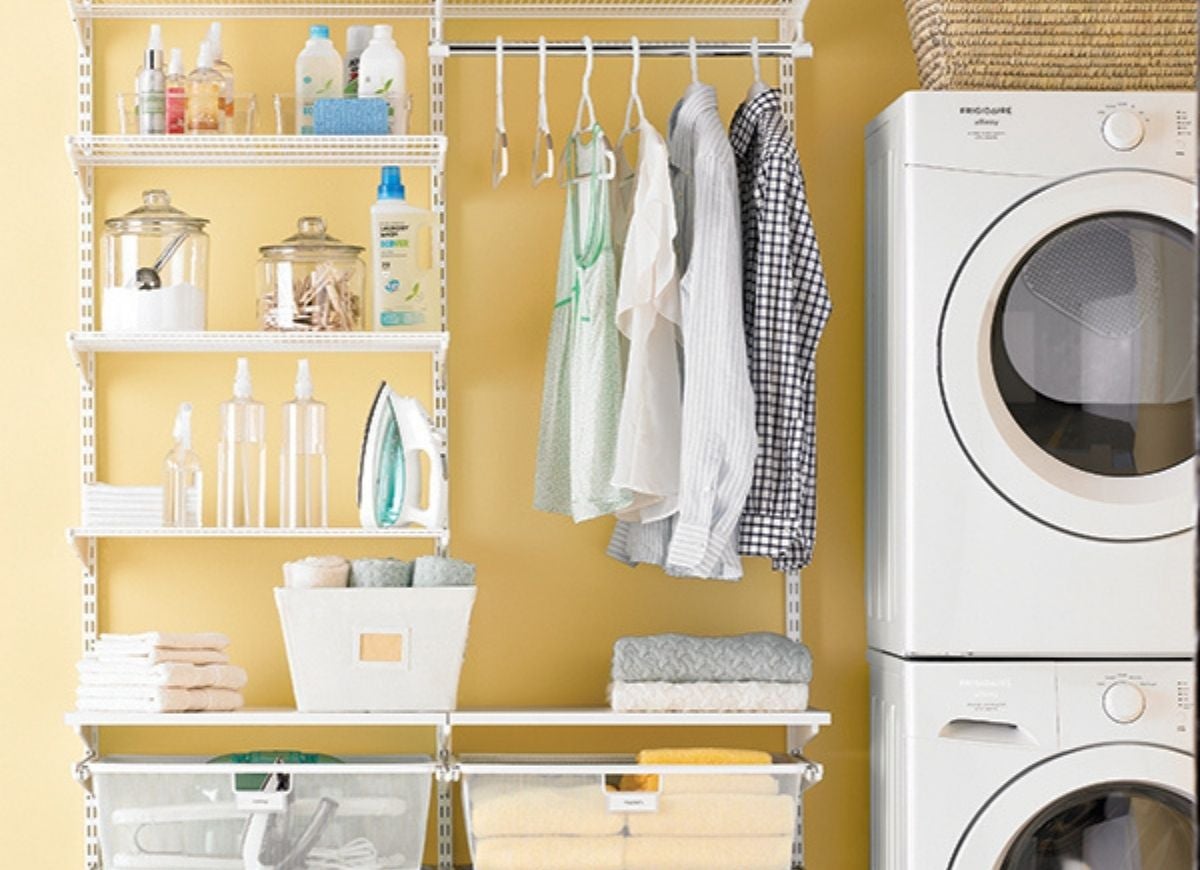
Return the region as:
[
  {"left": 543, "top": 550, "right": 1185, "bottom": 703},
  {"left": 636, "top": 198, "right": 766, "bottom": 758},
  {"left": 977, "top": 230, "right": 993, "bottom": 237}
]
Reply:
[{"left": 730, "top": 88, "right": 784, "bottom": 156}]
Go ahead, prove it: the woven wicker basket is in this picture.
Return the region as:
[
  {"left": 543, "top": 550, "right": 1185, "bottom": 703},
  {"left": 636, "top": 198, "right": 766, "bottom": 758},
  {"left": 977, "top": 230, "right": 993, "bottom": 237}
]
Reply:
[{"left": 905, "top": 1, "right": 1197, "bottom": 90}]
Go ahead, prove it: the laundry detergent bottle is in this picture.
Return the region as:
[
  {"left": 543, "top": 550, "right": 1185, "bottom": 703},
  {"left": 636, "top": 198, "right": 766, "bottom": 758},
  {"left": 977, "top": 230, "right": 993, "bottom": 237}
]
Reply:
[
  {"left": 280, "top": 359, "right": 327, "bottom": 528},
  {"left": 217, "top": 357, "right": 266, "bottom": 527},
  {"left": 371, "top": 166, "right": 437, "bottom": 331},
  {"left": 295, "top": 24, "right": 343, "bottom": 135}
]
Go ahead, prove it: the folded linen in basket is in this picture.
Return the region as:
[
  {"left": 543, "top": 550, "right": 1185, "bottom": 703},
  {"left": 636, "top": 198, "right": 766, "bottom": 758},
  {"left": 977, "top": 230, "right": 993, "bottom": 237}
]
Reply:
[
  {"left": 624, "top": 835, "right": 794, "bottom": 870},
  {"left": 96, "top": 632, "right": 230, "bottom": 652},
  {"left": 611, "top": 633, "right": 812, "bottom": 683},
  {"left": 610, "top": 680, "right": 810, "bottom": 713},
  {"left": 625, "top": 793, "right": 797, "bottom": 837},
  {"left": 620, "top": 748, "right": 774, "bottom": 793},
  {"left": 76, "top": 660, "right": 248, "bottom": 690},
  {"left": 472, "top": 836, "right": 624, "bottom": 870},
  {"left": 470, "top": 784, "right": 625, "bottom": 837},
  {"left": 75, "top": 687, "right": 244, "bottom": 713}
]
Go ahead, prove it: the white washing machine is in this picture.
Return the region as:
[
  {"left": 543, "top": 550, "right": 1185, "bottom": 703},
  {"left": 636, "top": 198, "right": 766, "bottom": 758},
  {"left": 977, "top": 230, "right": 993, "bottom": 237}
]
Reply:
[
  {"left": 864, "top": 92, "right": 1197, "bottom": 658},
  {"left": 870, "top": 651, "right": 1194, "bottom": 869}
]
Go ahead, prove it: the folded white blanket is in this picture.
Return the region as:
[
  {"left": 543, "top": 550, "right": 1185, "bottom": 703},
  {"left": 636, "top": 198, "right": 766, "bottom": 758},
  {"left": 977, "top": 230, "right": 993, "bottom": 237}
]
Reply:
[
  {"left": 470, "top": 784, "right": 625, "bottom": 837},
  {"left": 472, "top": 837, "right": 624, "bottom": 870},
  {"left": 97, "top": 632, "right": 230, "bottom": 652},
  {"left": 77, "top": 660, "right": 248, "bottom": 690},
  {"left": 75, "top": 687, "right": 244, "bottom": 713},
  {"left": 626, "top": 793, "right": 797, "bottom": 837},
  {"left": 609, "top": 681, "right": 809, "bottom": 713}
]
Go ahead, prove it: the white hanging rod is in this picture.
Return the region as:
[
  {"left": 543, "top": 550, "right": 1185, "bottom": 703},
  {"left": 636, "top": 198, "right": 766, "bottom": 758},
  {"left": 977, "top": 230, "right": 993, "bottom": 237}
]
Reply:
[{"left": 438, "top": 40, "right": 805, "bottom": 58}]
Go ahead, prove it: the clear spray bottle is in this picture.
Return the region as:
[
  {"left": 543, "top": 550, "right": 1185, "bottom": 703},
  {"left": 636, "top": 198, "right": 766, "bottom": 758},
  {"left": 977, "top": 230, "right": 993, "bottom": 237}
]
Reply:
[
  {"left": 217, "top": 358, "right": 266, "bottom": 527},
  {"left": 163, "top": 402, "right": 202, "bottom": 528},
  {"left": 280, "top": 359, "right": 327, "bottom": 528}
]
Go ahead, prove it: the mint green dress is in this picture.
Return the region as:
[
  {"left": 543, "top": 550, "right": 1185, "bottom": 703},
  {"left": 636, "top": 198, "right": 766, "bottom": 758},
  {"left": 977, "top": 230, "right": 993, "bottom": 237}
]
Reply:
[{"left": 534, "top": 129, "right": 631, "bottom": 521}]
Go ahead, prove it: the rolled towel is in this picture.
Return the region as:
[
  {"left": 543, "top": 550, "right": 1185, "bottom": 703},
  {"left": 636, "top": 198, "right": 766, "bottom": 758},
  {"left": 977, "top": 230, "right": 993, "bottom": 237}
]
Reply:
[
  {"left": 611, "top": 633, "right": 812, "bottom": 684},
  {"left": 472, "top": 837, "right": 624, "bottom": 870},
  {"left": 77, "top": 660, "right": 248, "bottom": 691},
  {"left": 609, "top": 680, "right": 810, "bottom": 714},
  {"left": 283, "top": 556, "right": 350, "bottom": 589},
  {"left": 348, "top": 558, "right": 413, "bottom": 588},
  {"left": 411, "top": 555, "right": 475, "bottom": 588},
  {"left": 621, "top": 748, "right": 774, "bottom": 793},
  {"left": 95, "top": 632, "right": 230, "bottom": 653},
  {"left": 75, "top": 687, "right": 244, "bottom": 713},
  {"left": 624, "top": 836, "right": 793, "bottom": 870},
  {"left": 469, "top": 784, "right": 624, "bottom": 837},
  {"left": 626, "top": 792, "right": 797, "bottom": 837}
]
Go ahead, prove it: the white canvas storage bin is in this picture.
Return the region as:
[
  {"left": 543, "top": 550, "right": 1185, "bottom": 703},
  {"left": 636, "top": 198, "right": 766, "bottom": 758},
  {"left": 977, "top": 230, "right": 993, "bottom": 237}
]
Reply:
[
  {"left": 459, "top": 754, "right": 805, "bottom": 870},
  {"left": 275, "top": 587, "right": 475, "bottom": 712},
  {"left": 91, "top": 754, "right": 434, "bottom": 870}
]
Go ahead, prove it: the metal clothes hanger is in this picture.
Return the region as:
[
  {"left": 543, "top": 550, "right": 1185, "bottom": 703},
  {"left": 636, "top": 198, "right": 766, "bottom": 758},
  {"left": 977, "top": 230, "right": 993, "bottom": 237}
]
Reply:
[
  {"left": 531, "top": 35, "right": 554, "bottom": 187},
  {"left": 491, "top": 36, "right": 509, "bottom": 188},
  {"left": 618, "top": 36, "right": 646, "bottom": 147},
  {"left": 748, "top": 35, "right": 769, "bottom": 98},
  {"left": 563, "top": 36, "right": 616, "bottom": 185}
]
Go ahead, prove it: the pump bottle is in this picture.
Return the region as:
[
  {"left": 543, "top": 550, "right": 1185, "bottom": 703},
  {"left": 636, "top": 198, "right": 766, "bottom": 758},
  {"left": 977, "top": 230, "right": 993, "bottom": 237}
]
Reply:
[
  {"left": 137, "top": 25, "right": 166, "bottom": 135},
  {"left": 206, "top": 23, "right": 236, "bottom": 132},
  {"left": 163, "top": 403, "right": 202, "bottom": 528},
  {"left": 217, "top": 358, "right": 266, "bottom": 527},
  {"left": 187, "top": 40, "right": 224, "bottom": 135},
  {"left": 280, "top": 359, "right": 328, "bottom": 528}
]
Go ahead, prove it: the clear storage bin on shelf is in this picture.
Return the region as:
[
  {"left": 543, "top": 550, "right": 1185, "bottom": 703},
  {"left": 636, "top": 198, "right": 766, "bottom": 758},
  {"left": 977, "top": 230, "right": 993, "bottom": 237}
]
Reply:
[
  {"left": 459, "top": 754, "right": 806, "bottom": 870},
  {"left": 117, "top": 92, "right": 259, "bottom": 135},
  {"left": 258, "top": 217, "right": 365, "bottom": 331},
  {"left": 92, "top": 754, "right": 435, "bottom": 870},
  {"left": 102, "top": 190, "right": 208, "bottom": 332}
]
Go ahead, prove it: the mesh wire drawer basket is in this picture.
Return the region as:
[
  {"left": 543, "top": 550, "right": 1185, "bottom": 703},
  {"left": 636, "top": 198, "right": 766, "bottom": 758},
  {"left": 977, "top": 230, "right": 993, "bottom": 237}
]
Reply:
[{"left": 904, "top": 0, "right": 1198, "bottom": 90}]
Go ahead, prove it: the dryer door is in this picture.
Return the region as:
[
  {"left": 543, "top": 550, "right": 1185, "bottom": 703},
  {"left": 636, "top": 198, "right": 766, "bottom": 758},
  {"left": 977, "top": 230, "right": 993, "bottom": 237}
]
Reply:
[
  {"left": 950, "top": 744, "right": 1194, "bottom": 870},
  {"left": 939, "top": 170, "right": 1195, "bottom": 541}
]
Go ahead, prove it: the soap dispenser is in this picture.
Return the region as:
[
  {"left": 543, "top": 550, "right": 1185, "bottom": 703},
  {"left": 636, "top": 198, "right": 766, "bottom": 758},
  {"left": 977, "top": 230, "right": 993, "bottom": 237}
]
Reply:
[
  {"left": 217, "top": 358, "right": 266, "bottom": 527},
  {"left": 163, "top": 402, "right": 202, "bottom": 528},
  {"left": 280, "top": 359, "right": 328, "bottom": 528}
]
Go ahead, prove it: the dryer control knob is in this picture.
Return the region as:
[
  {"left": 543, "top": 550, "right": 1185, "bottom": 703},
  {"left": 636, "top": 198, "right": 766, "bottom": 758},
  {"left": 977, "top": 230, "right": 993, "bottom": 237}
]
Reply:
[
  {"left": 1102, "top": 111, "right": 1145, "bottom": 151},
  {"left": 1103, "top": 681, "right": 1146, "bottom": 724}
]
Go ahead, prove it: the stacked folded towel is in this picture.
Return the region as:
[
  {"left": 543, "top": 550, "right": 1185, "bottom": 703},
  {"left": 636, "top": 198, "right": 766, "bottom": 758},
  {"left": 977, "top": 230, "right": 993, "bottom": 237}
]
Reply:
[
  {"left": 82, "top": 484, "right": 199, "bottom": 528},
  {"left": 76, "top": 632, "right": 247, "bottom": 713},
  {"left": 609, "top": 633, "right": 812, "bottom": 713}
]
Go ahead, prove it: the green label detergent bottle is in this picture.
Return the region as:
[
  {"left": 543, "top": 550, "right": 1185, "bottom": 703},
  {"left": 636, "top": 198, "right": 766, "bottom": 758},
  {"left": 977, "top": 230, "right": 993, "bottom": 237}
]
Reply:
[{"left": 371, "top": 167, "right": 437, "bottom": 330}]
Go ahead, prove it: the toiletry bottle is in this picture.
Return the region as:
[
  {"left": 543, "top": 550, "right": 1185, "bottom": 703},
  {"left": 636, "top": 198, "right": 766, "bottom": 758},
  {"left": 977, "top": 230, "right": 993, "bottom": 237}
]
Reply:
[
  {"left": 295, "top": 24, "right": 343, "bottom": 136},
  {"left": 206, "top": 23, "right": 235, "bottom": 133},
  {"left": 217, "top": 358, "right": 266, "bottom": 527},
  {"left": 371, "top": 166, "right": 438, "bottom": 330},
  {"left": 344, "top": 25, "right": 373, "bottom": 96},
  {"left": 164, "top": 48, "right": 187, "bottom": 135},
  {"left": 280, "top": 359, "right": 328, "bottom": 528},
  {"left": 163, "top": 402, "right": 203, "bottom": 528},
  {"left": 358, "top": 25, "right": 407, "bottom": 134},
  {"left": 137, "top": 25, "right": 166, "bottom": 135},
  {"left": 187, "top": 40, "right": 224, "bottom": 135}
]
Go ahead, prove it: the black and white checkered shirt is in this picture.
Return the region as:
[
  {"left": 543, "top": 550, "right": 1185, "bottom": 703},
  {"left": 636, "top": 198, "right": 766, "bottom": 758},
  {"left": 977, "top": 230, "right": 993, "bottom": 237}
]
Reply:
[{"left": 730, "top": 89, "right": 832, "bottom": 571}]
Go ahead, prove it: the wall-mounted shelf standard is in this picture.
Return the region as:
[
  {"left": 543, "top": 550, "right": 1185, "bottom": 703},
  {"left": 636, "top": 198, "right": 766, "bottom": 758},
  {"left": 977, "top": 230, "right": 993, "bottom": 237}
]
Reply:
[{"left": 67, "top": 135, "right": 448, "bottom": 169}]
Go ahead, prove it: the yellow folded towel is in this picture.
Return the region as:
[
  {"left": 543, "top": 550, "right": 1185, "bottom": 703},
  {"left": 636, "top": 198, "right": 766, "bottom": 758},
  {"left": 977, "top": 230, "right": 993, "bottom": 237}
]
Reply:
[
  {"left": 470, "top": 784, "right": 625, "bottom": 837},
  {"left": 473, "top": 836, "right": 624, "bottom": 870},
  {"left": 624, "top": 835, "right": 794, "bottom": 870},
  {"left": 623, "top": 747, "right": 774, "bottom": 792},
  {"left": 626, "top": 793, "right": 797, "bottom": 837}
]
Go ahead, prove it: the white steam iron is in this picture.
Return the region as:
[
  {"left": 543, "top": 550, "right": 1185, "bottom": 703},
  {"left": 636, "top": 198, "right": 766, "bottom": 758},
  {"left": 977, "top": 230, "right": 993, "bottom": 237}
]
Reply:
[{"left": 357, "top": 383, "right": 448, "bottom": 530}]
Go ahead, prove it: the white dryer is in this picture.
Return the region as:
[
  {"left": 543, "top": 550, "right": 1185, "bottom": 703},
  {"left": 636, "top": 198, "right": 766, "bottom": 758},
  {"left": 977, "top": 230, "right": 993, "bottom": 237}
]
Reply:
[
  {"left": 865, "top": 92, "right": 1196, "bottom": 658},
  {"left": 870, "top": 651, "right": 1194, "bottom": 869}
]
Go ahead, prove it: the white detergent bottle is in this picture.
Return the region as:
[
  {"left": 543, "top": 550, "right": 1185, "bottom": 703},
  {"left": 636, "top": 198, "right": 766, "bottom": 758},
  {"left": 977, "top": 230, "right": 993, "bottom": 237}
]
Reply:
[
  {"left": 280, "top": 359, "right": 328, "bottom": 528},
  {"left": 357, "top": 24, "right": 407, "bottom": 134},
  {"left": 295, "top": 24, "right": 343, "bottom": 135},
  {"left": 371, "top": 166, "right": 437, "bottom": 331},
  {"left": 217, "top": 358, "right": 266, "bottom": 527},
  {"left": 163, "top": 402, "right": 202, "bottom": 528}
]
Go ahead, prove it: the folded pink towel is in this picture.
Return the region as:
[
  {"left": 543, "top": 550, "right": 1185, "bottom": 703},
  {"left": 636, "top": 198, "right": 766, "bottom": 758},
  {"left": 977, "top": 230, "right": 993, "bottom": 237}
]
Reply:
[
  {"left": 77, "top": 660, "right": 248, "bottom": 690},
  {"left": 96, "top": 632, "right": 230, "bottom": 651},
  {"left": 75, "top": 687, "right": 244, "bottom": 713}
]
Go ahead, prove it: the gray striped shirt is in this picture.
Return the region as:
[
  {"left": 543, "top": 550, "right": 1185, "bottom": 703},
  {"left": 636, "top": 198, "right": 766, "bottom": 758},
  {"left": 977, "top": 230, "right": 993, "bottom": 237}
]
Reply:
[{"left": 608, "top": 83, "right": 759, "bottom": 581}]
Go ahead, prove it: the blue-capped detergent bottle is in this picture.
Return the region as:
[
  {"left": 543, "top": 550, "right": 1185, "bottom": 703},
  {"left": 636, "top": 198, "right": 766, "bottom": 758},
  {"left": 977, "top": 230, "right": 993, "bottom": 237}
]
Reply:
[{"left": 370, "top": 166, "right": 437, "bottom": 331}]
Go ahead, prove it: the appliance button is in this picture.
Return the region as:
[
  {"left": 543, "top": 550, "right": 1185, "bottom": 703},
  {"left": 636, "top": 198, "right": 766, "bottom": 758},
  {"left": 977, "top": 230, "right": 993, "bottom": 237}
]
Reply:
[
  {"left": 1102, "top": 111, "right": 1145, "bottom": 151},
  {"left": 1103, "top": 681, "right": 1147, "bottom": 724}
]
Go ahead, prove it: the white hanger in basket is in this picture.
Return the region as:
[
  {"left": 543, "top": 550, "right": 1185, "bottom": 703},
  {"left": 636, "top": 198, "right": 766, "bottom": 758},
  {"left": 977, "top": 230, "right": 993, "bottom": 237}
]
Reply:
[
  {"left": 532, "top": 36, "right": 555, "bottom": 187},
  {"left": 491, "top": 36, "right": 509, "bottom": 188}
]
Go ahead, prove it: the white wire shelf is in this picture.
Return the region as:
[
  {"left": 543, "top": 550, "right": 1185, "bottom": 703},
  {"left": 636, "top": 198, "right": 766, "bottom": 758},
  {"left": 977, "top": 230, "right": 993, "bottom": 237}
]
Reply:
[
  {"left": 66, "top": 709, "right": 449, "bottom": 727},
  {"left": 449, "top": 708, "right": 831, "bottom": 727},
  {"left": 67, "top": 135, "right": 447, "bottom": 169},
  {"left": 68, "top": 331, "right": 449, "bottom": 356}
]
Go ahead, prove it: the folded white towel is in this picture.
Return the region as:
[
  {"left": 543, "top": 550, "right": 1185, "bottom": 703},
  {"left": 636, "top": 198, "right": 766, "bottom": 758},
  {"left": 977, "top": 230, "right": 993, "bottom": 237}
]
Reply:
[
  {"left": 95, "top": 648, "right": 230, "bottom": 666},
  {"left": 75, "top": 687, "right": 244, "bottom": 713},
  {"left": 96, "top": 632, "right": 230, "bottom": 651},
  {"left": 77, "top": 660, "right": 248, "bottom": 691},
  {"left": 609, "top": 681, "right": 810, "bottom": 713}
]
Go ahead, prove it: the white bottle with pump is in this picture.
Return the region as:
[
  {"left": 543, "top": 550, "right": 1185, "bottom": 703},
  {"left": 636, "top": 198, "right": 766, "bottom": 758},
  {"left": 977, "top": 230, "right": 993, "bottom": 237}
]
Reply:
[
  {"left": 217, "top": 358, "right": 266, "bottom": 528},
  {"left": 206, "top": 23, "right": 235, "bottom": 133},
  {"left": 295, "top": 24, "right": 343, "bottom": 135},
  {"left": 371, "top": 166, "right": 437, "bottom": 331},
  {"left": 137, "top": 25, "right": 166, "bottom": 135},
  {"left": 358, "top": 25, "right": 408, "bottom": 134},
  {"left": 280, "top": 359, "right": 328, "bottom": 528},
  {"left": 163, "top": 403, "right": 202, "bottom": 528}
]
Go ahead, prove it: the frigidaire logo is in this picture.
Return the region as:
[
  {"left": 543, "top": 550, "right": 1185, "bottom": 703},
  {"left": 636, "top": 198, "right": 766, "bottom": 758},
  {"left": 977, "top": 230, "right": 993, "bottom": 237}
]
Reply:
[
  {"left": 959, "top": 678, "right": 1012, "bottom": 688},
  {"left": 960, "top": 106, "right": 1013, "bottom": 116}
]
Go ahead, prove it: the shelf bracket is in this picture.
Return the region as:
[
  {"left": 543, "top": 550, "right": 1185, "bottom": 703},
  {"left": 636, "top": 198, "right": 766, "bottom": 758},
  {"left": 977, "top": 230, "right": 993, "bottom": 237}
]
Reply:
[
  {"left": 67, "top": 140, "right": 92, "bottom": 207},
  {"left": 72, "top": 730, "right": 98, "bottom": 796},
  {"left": 68, "top": 529, "right": 92, "bottom": 568},
  {"left": 68, "top": 338, "right": 94, "bottom": 387},
  {"left": 787, "top": 0, "right": 814, "bottom": 58}
]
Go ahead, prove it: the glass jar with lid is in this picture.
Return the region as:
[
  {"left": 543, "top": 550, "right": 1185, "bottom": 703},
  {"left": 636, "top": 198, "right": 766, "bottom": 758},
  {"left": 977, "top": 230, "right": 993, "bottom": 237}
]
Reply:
[
  {"left": 258, "top": 217, "right": 365, "bottom": 331},
  {"left": 102, "top": 190, "right": 209, "bottom": 332}
]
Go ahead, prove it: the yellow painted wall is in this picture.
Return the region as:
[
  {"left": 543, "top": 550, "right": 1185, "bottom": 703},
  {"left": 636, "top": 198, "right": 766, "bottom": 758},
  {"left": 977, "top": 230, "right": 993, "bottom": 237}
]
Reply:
[{"left": 0, "top": 2, "right": 917, "bottom": 867}]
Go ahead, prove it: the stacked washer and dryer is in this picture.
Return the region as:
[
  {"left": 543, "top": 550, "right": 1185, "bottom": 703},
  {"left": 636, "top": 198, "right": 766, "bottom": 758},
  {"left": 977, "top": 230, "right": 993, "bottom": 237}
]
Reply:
[{"left": 865, "top": 92, "right": 1196, "bottom": 869}]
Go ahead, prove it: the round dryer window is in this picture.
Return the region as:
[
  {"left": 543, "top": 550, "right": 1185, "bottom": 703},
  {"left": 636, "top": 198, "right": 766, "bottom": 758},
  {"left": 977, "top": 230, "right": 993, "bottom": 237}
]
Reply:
[{"left": 939, "top": 171, "right": 1196, "bottom": 541}]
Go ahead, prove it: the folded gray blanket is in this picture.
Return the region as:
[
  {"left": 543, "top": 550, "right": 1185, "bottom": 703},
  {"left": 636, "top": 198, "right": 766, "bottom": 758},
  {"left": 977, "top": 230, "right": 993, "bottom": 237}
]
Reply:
[{"left": 611, "top": 633, "right": 812, "bottom": 684}]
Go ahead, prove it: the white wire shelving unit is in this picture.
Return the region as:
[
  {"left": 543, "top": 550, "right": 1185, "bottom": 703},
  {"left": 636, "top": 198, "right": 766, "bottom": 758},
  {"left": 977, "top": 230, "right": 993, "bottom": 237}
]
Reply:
[{"left": 65, "top": 1, "right": 824, "bottom": 868}]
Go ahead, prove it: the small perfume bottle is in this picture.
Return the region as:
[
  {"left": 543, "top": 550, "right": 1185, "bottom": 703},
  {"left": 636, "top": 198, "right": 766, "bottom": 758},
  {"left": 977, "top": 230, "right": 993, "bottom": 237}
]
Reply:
[{"left": 187, "top": 40, "right": 223, "bottom": 135}]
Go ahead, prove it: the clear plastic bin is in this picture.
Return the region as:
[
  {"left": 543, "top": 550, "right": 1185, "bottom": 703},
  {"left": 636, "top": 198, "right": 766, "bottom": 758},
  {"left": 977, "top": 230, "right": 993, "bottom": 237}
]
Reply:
[
  {"left": 117, "top": 93, "right": 258, "bottom": 135},
  {"left": 92, "top": 754, "right": 434, "bottom": 870},
  {"left": 459, "top": 754, "right": 804, "bottom": 870}
]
